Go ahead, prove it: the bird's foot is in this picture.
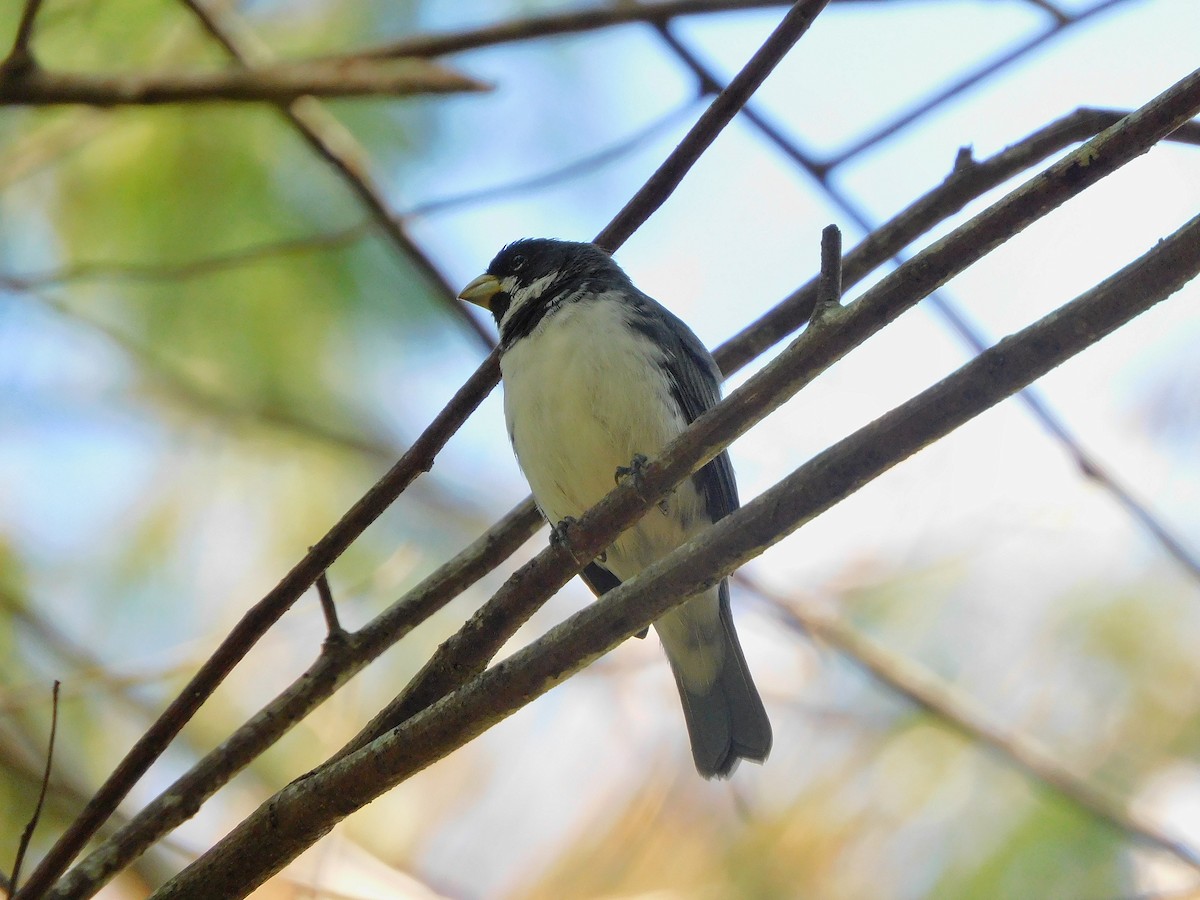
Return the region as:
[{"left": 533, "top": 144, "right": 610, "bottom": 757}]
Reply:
[
  {"left": 614, "top": 453, "right": 650, "bottom": 487},
  {"left": 616, "top": 453, "right": 669, "bottom": 513},
  {"left": 549, "top": 516, "right": 579, "bottom": 548},
  {"left": 550, "top": 516, "right": 594, "bottom": 567}
]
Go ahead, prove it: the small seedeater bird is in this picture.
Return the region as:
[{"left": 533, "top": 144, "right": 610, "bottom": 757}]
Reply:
[{"left": 459, "top": 238, "right": 771, "bottom": 779}]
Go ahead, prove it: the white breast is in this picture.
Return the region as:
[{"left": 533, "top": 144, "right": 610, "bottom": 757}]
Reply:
[{"left": 501, "top": 296, "right": 708, "bottom": 579}]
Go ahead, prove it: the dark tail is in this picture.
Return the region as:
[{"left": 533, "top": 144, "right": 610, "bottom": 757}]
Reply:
[{"left": 670, "top": 583, "right": 772, "bottom": 779}]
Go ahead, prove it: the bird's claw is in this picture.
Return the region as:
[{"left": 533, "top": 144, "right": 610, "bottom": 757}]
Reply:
[
  {"left": 551, "top": 516, "right": 595, "bottom": 567},
  {"left": 550, "top": 516, "right": 579, "bottom": 548},
  {"left": 614, "top": 453, "right": 650, "bottom": 487}
]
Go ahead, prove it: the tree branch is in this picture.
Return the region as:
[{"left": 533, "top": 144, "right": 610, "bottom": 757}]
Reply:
[
  {"left": 0, "top": 0, "right": 47, "bottom": 76},
  {"left": 351, "top": 0, "right": 797, "bottom": 60},
  {"left": 41, "top": 77, "right": 1200, "bottom": 897},
  {"left": 151, "top": 209, "right": 1200, "bottom": 899},
  {"left": 38, "top": 499, "right": 541, "bottom": 900},
  {"left": 317, "top": 63, "right": 1200, "bottom": 811},
  {"left": 0, "top": 59, "right": 488, "bottom": 106},
  {"left": 176, "top": 0, "right": 496, "bottom": 350},
  {"left": 18, "top": 4, "right": 832, "bottom": 895},
  {"left": 594, "top": 0, "right": 831, "bottom": 251},
  {"left": 743, "top": 566, "right": 1200, "bottom": 870}
]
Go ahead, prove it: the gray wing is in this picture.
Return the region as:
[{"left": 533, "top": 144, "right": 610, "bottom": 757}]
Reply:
[
  {"left": 628, "top": 293, "right": 739, "bottom": 523},
  {"left": 575, "top": 291, "right": 735, "bottom": 641}
]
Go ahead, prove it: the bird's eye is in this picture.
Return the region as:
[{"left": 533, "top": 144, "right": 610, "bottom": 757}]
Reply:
[{"left": 510, "top": 253, "right": 526, "bottom": 272}]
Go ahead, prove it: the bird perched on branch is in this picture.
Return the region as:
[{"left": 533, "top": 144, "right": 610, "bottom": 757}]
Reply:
[{"left": 459, "top": 238, "right": 771, "bottom": 778}]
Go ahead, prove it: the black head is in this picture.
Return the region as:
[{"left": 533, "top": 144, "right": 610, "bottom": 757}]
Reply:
[{"left": 458, "top": 239, "right": 631, "bottom": 347}]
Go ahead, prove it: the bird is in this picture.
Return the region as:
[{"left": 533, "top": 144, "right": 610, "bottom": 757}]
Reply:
[{"left": 458, "top": 238, "right": 772, "bottom": 778}]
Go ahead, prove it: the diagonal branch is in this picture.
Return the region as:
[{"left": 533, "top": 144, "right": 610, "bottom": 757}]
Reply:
[
  {"left": 17, "top": 5, "right": 831, "bottom": 896},
  {"left": 0, "top": 0, "right": 47, "bottom": 75},
  {"left": 595, "top": 0, "right": 831, "bottom": 250},
  {"left": 818, "top": 0, "right": 1134, "bottom": 170},
  {"left": 39, "top": 83, "right": 1200, "bottom": 900},
  {"left": 176, "top": 0, "right": 495, "bottom": 349},
  {"left": 658, "top": 25, "right": 1200, "bottom": 581},
  {"left": 0, "top": 59, "right": 489, "bottom": 106},
  {"left": 323, "top": 64, "right": 1200, "bottom": 782},
  {"left": 744, "top": 574, "right": 1196, "bottom": 873},
  {"left": 150, "top": 208, "right": 1200, "bottom": 899}
]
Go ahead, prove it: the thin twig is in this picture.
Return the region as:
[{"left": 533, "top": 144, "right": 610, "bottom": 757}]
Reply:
[
  {"left": 742, "top": 574, "right": 1199, "bottom": 871},
  {"left": 660, "top": 26, "right": 1200, "bottom": 581},
  {"left": 42, "top": 499, "right": 543, "bottom": 899},
  {"left": 36, "top": 74, "right": 1200, "bottom": 894},
  {"left": 176, "top": 0, "right": 494, "bottom": 350},
  {"left": 595, "top": 0, "right": 831, "bottom": 251},
  {"left": 811, "top": 223, "right": 842, "bottom": 324},
  {"left": 313, "top": 572, "right": 343, "bottom": 639},
  {"left": 24, "top": 6, "right": 833, "bottom": 895},
  {"left": 150, "top": 211, "right": 1200, "bottom": 897},
  {"left": 10, "top": 681, "right": 60, "bottom": 892},
  {"left": 0, "top": 0, "right": 47, "bottom": 76},
  {"left": 0, "top": 59, "right": 488, "bottom": 106},
  {"left": 329, "top": 66, "right": 1200, "bottom": 773}
]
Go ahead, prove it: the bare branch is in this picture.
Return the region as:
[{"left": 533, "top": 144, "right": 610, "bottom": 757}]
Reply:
[
  {"left": 340, "top": 0, "right": 981, "bottom": 63},
  {"left": 0, "top": 59, "right": 488, "bottom": 106},
  {"left": 595, "top": 0, "right": 831, "bottom": 251},
  {"left": 10, "top": 681, "right": 59, "bottom": 891},
  {"left": 743, "top": 574, "right": 1200, "bottom": 870},
  {"left": 352, "top": 0, "right": 796, "bottom": 60},
  {"left": 41, "top": 499, "right": 542, "bottom": 900},
  {"left": 819, "top": 0, "right": 1134, "bottom": 170},
  {"left": 0, "top": 0, "right": 47, "bottom": 76},
  {"left": 150, "top": 211, "right": 1200, "bottom": 898},
  {"left": 22, "top": 6, "right": 834, "bottom": 893},
  {"left": 321, "top": 64, "right": 1200, "bottom": 792},
  {"left": 176, "top": 0, "right": 496, "bottom": 350}
]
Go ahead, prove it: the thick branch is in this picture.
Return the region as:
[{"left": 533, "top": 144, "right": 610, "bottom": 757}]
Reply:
[
  {"left": 335, "top": 66, "right": 1200, "bottom": 759},
  {"left": 151, "top": 210, "right": 1200, "bottom": 899},
  {"left": 33, "top": 76, "right": 1200, "bottom": 895},
  {"left": 19, "top": 5, "right": 831, "bottom": 896},
  {"left": 0, "top": 59, "right": 488, "bottom": 106},
  {"left": 39, "top": 500, "right": 541, "bottom": 900},
  {"left": 15, "top": 352, "right": 504, "bottom": 900}
]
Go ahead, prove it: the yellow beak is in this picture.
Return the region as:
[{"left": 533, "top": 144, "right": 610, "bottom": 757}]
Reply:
[{"left": 458, "top": 273, "right": 502, "bottom": 310}]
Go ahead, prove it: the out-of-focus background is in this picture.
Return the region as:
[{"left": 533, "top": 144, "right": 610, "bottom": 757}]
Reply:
[{"left": 2, "top": 0, "right": 1199, "bottom": 897}]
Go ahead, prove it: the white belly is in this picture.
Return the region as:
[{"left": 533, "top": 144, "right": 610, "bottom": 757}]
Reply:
[{"left": 501, "top": 298, "right": 709, "bottom": 579}]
